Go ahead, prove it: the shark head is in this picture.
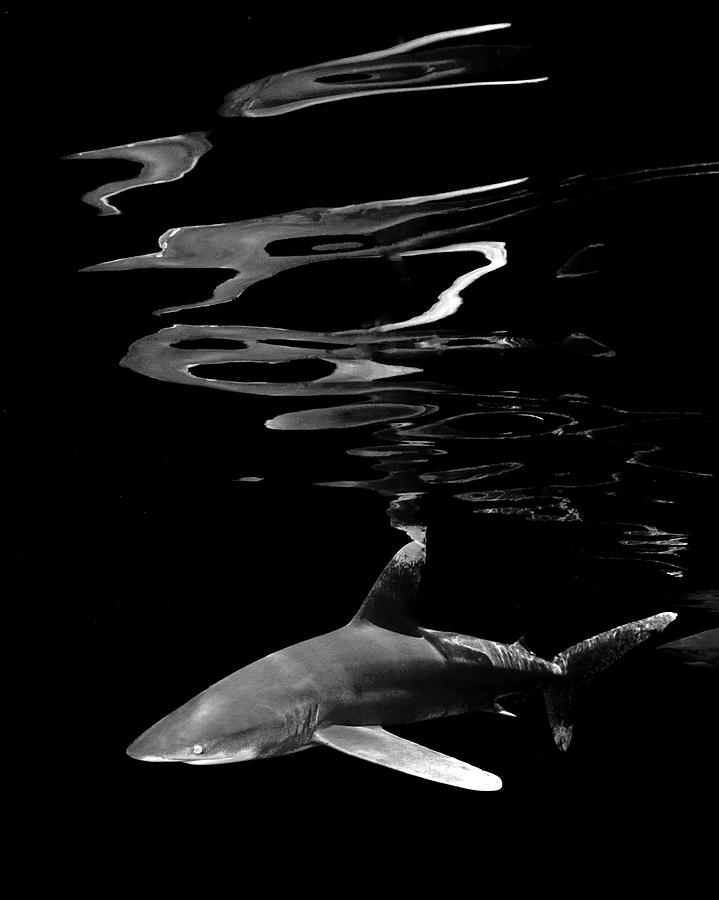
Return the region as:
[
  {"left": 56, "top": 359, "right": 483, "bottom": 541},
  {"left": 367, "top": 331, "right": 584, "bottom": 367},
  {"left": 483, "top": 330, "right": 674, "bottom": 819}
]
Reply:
[{"left": 127, "top": 669, "right": 301, "bottom": 765}]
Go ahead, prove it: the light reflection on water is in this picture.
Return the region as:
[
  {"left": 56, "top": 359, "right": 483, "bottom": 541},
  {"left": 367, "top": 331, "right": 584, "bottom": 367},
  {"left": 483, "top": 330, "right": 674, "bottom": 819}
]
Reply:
[
  {"left": 64, "top": 132, "right": 212, "bottom": 215},
  {"left": 219, "top": 24, "right": 548, "bottom": 117},
  {"left": 80, "top": 161, "right": 718, "bottom": 319},
  {"left": 118, "top": 313, "right": 711, "bottom": 575},
  {"left": 68, "top": 23, "right": 718, "bottom": 590}
]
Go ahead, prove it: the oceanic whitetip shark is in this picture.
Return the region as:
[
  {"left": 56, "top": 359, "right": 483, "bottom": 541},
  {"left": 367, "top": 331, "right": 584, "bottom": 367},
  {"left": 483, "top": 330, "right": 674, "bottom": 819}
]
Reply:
[{"left": 127, "top": 541, "right": 676, "bottom": 790}]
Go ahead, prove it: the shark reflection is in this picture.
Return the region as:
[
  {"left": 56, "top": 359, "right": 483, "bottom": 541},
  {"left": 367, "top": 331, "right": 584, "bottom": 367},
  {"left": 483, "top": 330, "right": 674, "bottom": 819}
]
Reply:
[{"left": 127, "top": 540, "right": 676, "bottom": 790}]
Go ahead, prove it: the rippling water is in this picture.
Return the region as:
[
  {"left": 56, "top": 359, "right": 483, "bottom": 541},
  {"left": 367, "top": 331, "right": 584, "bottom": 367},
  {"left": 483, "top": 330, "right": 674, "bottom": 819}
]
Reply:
[
  {"left": 220, "top": 23, "right": 548, "bottom": 117},
  {"left": 47, "top": 9, "right": 718, "bottom": 857},
  {"left": 77, "top": 155, "right": 716, "bottom": 578}
]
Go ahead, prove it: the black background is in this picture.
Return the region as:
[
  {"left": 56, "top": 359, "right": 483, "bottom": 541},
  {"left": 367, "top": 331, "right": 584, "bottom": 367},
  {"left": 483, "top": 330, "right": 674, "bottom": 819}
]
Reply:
[{"left": 15, "top": 4, "right": 718, "bottom": 876}]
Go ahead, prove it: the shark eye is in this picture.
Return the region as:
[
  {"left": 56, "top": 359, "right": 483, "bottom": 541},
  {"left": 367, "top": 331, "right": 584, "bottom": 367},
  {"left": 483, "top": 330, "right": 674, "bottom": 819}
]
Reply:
[{"left": 192, "top": 744, "right": 204, "bottom": 755}]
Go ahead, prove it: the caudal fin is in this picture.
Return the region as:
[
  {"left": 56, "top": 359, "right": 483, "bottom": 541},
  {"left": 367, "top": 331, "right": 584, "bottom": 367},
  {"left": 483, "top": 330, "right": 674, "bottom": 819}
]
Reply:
[{"left": 544, "top": 611, "right": 677, "bottom": 751}]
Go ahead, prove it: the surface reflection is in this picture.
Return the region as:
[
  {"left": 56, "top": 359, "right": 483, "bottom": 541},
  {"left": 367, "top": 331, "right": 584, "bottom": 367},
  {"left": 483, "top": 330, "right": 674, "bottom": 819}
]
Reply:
[
  {"left": 65, "top": 132, "right": 211, "bottom": 215},
  {"left": 80, "top": 163, "right": 718, "bottom": 319},
  {"left": 66, "top": 23, "right": 717, "bottom": 657},
  {"left": 118, "top": 310, "right": 711, "bottom": 576},
  {"left": 220, "top": 24, "right": 547, "bottom": 118}
]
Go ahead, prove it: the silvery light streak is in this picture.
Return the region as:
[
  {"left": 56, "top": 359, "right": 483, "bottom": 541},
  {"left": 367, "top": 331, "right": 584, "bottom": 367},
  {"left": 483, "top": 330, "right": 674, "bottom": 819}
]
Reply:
[
  {"left": 82, "top": 177, "right": 527, "bottom": 318},
  {"left": 220, "top": 24, "right": 548, "bottom": 117},
  {"left": 357, "top": 241, "right": 505, "bottom": 333},
  {"left": 64, "top": 132, "right": 211, "bottom": 215}
]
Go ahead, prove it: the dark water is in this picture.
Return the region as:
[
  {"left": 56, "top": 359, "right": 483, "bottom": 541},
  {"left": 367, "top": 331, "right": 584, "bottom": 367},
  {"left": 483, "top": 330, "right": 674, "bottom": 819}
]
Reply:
[{"left": 29, "top": 6, "right": 718, "bottom": 869}]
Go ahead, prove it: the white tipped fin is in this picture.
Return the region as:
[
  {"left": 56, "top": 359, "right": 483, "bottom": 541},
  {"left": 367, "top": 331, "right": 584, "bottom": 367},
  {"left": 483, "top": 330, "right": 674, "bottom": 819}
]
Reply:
[
  {"left": 545, "top": 610, "right": 679, "bottom": 751},
  {"left": 313, "top": 725, "right": 501, "bottom": 791}
]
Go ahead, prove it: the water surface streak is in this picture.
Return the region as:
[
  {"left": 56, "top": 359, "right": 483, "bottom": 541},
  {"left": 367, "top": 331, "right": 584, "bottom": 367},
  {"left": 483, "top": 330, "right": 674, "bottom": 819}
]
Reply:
[
  {"left": 121, "top": 325, "right": 608, "bottom": 397},
  {"left": 220, "top": 24, "right": 548, "bottom": 118},
  {"left": 265, "top": 403, "right": 433, "bottom": 431},
  {"left": 65, "top": 132, "right": 212, "bottom": 215},
  {"left": 82, "top": 177, "right": 520, "bottom": 317},
  {"left": 81, "top": 162, "right": 719, "bottom": 319}
]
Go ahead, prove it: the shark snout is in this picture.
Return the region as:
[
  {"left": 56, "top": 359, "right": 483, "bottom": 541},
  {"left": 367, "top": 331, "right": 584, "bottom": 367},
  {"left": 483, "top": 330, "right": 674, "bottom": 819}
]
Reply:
[
  {"left": 125, "top": 698, "right": 241, "bottom": 763},
  {"left": 126, "top": 733, "right": 173, "bottom": 762},
  {"left": 126, "top": 713, "right": 189, "bottom": 762}
]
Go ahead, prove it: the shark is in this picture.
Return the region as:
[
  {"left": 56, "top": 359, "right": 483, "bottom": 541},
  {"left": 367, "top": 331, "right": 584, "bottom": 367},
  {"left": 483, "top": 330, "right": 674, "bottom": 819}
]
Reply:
[{"left": 127, "top": 540, "right": 676, "bottom": 790}]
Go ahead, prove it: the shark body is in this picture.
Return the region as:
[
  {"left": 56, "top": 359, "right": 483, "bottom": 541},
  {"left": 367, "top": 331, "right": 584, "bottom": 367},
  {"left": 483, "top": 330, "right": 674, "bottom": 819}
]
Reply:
[{"left": 127, "top": 541, "right": 675, "bottom": 790}]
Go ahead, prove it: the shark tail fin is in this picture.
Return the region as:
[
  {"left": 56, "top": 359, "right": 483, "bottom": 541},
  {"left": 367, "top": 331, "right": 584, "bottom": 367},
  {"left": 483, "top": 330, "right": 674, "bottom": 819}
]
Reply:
[{"left": 543, "top": 611, "right": 677, "bottom": 751}]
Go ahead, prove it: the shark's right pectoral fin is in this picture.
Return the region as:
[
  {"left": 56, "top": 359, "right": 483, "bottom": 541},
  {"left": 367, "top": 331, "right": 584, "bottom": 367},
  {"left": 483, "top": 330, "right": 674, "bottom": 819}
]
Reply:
[{"left": 313, "top": 725, "right": 501, "bottom": 791}]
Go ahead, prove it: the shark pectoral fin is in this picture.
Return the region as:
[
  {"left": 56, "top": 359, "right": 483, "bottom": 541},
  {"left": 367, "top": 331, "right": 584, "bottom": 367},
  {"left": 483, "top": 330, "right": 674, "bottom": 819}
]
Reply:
[{"left": 313, "top": 725, "right": 501, "bottom": 791}]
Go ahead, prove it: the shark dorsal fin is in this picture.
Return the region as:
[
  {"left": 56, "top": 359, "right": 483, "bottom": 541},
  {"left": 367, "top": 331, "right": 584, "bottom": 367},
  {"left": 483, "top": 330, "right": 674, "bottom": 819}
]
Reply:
[{"left": 350, "top": 541, "right": 426, "bottom": 635}]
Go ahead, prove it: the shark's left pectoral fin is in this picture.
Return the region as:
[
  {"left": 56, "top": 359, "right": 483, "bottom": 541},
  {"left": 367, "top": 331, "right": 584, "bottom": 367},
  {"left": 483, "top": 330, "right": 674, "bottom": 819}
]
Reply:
[{"left": 314, "top": 725, "right": 501, "bottom": 791}]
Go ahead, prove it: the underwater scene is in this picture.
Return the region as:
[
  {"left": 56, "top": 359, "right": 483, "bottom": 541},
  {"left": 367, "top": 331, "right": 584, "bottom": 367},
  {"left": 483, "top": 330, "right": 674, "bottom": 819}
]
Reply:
[{"left": 41, "top": 6, "right": 717, "bottom": 862}]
